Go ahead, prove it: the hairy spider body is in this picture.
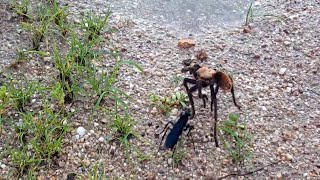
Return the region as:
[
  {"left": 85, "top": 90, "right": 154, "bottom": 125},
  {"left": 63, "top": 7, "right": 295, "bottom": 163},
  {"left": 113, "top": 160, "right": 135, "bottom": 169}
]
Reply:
[
  {"left": 157, "top": 109, "right": 195, "bottom": 156},
  {"left": 183, "top": 64, "right": 241, "bottom": 147}
]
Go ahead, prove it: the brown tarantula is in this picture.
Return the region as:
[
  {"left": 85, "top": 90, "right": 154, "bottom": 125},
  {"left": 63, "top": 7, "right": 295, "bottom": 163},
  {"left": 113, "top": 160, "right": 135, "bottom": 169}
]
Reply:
[{"left": 182, "top": 64, "right": 241, "bottom": 147}]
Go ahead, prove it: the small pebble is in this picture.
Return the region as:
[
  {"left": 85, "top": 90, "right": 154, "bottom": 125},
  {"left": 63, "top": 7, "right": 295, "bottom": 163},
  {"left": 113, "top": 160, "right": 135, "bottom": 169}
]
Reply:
[
  {"left": 279, "top": 68, "right": 287, "bottom": 75},
  {"left": 98, "top": 137, "right": 105, "bottom": 142},
  {"left": 76, "top": 127, "right": 86, "bottom": 136}
]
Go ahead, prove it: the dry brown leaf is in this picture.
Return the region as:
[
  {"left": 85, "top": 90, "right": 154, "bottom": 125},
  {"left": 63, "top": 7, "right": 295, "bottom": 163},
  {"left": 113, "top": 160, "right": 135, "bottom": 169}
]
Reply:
[
  {"left": 178, "top": 39, "right": 196, "bottom": 48},
  {"left": 196, "top": 49, "right": 208, "bottom": 62}
]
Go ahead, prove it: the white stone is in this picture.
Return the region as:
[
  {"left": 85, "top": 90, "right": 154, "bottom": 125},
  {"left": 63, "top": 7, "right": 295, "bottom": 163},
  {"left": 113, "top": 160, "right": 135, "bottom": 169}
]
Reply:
[
  {"left": 75, "top": 135, "right": 80, "bottom": 139},
  {"left": 0, "top": 164, "right": 6, "bottom": 169},
  {"left": 76, "top": 127, "right": 86, "bottom": 137},
  {"left": 98, "top": 137, "right": 105, "bottom": 142},
  {"left": 279, "top": 68, "right": 287, "bottom": 75}
]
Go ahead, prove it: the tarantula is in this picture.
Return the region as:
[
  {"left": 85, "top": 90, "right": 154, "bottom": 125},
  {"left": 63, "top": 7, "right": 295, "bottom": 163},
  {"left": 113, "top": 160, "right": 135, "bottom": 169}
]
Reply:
[{"left": 182, "top": 64, "right": 241, "bottom": 147}]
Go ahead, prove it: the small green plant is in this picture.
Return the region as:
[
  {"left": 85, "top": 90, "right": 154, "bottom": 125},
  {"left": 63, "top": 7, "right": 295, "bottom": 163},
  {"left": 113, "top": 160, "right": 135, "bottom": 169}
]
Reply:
[
  {"left": 10, "top": 146, "right": 41, "bottom": 177},
  {"left": 110, "top": 111, "right": 137, "bottom": 146},
  {"left": 51, "top": 82, "right": 65, "bottom": 106},
  {"left": 69, "top": 34, "right": 97, "bottom": 66},
  {"left": 17, "top": 49, "right": 28, "bottom": 62},
  {"left": 80, "top": 162, "right": 107, "bottom": 180},
  {"left": 10, "top": 0, "right": 32, "bottom": 19},
  {"left": 21, "top": 20, "right": 48, "bottom": 50},
  {"left": 53, "top": 41, "right": 75, "bottom": 102},
  {"left": 220, "top": 114, "right": 253, "bottom": 165},
  {"left": 150, "top": 92, "right": 189, "bottom": 115},
  {"left": 8, "top": 82, "right": 38, "bottom": 112},
  {"left": 172, "top": 148, "right": 187, "bottom": 168},
  {"left": 93, "top": 55, "right": 143, "bottom": 109},
  {"left": 245, "top": 2, "right": 254, "bottom": 26},
  {"left": 11, "top": 107, "right": 69, "bottom": 177},
  {"left": 170, "top": 74, "right": 183, "bottom": 87},
  {"left": 0, "top": 86, "right": 10, "bottom": 115},
  {"left": 52, "top": 0, "right": 69, "bottom": 36},
  {"left": 81, "top": 10, "right": 111, "bottom": 40},
  {"left": 0, "top": 86, "right": 10, "bottom": 132}
]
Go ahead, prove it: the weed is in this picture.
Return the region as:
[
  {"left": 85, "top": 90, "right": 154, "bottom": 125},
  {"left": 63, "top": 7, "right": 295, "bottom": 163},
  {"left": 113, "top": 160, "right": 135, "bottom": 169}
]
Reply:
[
  {"left": 220, "top": 113, "right": 253, "bottom": 165},
  {"left": 170, "top": 74, "right": 183, "bottom": 87},
  {"left": 21, "top": 20, "right": 49, "bottom": 50},
  {"left": 80, "top": 162, "right": 107, "bottom": 180},
  {"left": 17, "top": 49, "right": 28, "bottom": 62},
  {"left": 93, "top": 55, "right": 143, "bottom": 109},
  {"left": 51, "top": 82, "right": 65, "bottom": 107},
  {"left": 53, "top": 41, "right": 74, "bottom": 103},
  {"left": 10, "top": 0, "right": 32, "bottom": 20},
  {"left": 52, "top": 0, "right": 69, "bottom": 36},
  {"left": 8, "top": 82, "right": 39, "bottom": 112},
  {"left": 11, "top": 107, "right": 69, "bottom": 177},
  {"left": 172, "top": 140, "right": 187, "bottom": 168},
  {"left": 150, "top": 92, "right": 189, "bottom": 115},
  {"left": 81, "top": 10, "right": 111, "bottom": 40},
  {"left": 10, "top": 146, "right": 41, "bottom": 177},
  {"left": 110, "top": 112, "right": 137, "bottom": 144},
  {"left": 69, "top": 34, "right": 97, "bottom": 66},
  {"left": 0, "top": 85, "right": 10, "bottom": 116},
  {"left": 245, "top": 2, "right": 254, "bottom": 26}
]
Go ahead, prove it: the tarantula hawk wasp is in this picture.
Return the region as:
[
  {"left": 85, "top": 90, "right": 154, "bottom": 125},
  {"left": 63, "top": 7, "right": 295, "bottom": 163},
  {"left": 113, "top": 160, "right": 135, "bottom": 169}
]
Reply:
[
  {"left": 156, "top": 108, "right": 195, "bottom": 158},
  {"left": 182, "top": 64, "right": 241, "bottom": 147}
]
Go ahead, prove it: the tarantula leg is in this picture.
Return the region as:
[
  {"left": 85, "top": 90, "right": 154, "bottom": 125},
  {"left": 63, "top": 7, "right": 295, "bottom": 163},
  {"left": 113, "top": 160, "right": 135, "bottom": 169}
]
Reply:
[
  {"left": 197, "top": 80, "right": 203, "bottom": 99},
  {"left": 231, "top": 85, "right": 241, "bottom": 110},
  {"left": 183, "top": 78, "right": 197, "bottom": 119},
  {"left": 202, "top": 94, "right": 208, "bottom": 108},
  {"left": 210, "top": 83, "right": 219, "bottom": 147},
  {"left": 185, "top": 125, "right": 195, "bottom": 152}
]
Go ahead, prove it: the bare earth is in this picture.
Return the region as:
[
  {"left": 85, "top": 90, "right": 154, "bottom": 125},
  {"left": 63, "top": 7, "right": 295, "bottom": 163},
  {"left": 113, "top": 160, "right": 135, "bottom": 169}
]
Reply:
[{"left": 0, "top": 0, "right": 319, "bottom": 179}]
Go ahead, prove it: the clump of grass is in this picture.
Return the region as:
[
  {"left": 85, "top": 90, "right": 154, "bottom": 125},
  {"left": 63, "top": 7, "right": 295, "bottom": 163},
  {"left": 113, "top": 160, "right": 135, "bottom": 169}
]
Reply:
[
  {"left": 81, "top": 10, "right": 111, "bottom": 40},
  {"left": 220, "top": 113, "right": 253, "bottom": 165},
  {"left": 10, "top": 0, "right": 32, "bottom": 20},
  {"left": 150, "top": 92, "right": 189, "bottom": 115},
  {"left": 172, "top": 147, "right": 187, "bottom": 168},
  {"left": 0, "top": 86, "right": 10, "bottom": 132},
  {"left": 11, "top": 107, "right": 69, "bottom": 177},
  {"left": 53, "top": 41, "right": 75, "bottom": 103},
  {"left": 51, "top": 82, "right": 65, "bottom": 107},
  {"left": 69, "top": 34, "right": 98, "bottom": 66},
  {"left": 52, "top": 0, "right": 69, "bottom": 36},
  {"left": 110, "top": 101, "right": 137, "bottom": 147},
  {"left": 79, "top": 162, "right": 107, "bottom": 180},
  {"left": 21, "top": 18, "right": 49, "bottom": 51},
  {"left": 7, "top": 82, "right": 39, "bottom": 112}
]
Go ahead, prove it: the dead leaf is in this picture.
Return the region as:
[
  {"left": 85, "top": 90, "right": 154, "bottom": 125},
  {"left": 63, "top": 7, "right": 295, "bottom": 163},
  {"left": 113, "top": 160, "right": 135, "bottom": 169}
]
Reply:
[
  {"left": 196, "top": 49, "right": 208, "bottom": 62},
  {"left": 178, "top": 39, "right": 195, "bottom": 48}
]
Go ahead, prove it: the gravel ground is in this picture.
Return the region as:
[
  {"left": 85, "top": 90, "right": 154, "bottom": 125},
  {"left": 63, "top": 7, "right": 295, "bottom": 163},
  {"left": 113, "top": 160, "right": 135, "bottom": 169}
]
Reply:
[{"left": 0, "top": 0, "right": 319, "bottom": 179}]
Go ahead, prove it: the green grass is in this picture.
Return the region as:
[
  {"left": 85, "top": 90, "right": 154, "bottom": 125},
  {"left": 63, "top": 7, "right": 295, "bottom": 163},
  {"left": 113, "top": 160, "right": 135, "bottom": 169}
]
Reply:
[
  {"left": 7, "top": 82, "right": 39, "bottom": 112},
  {"left": 81, "top": 10, "right": 111, "bottom": 40},
  {"left": 11, "top": 106, "right": 69, "bottom": 177},
  {"left": 79, "top": 162, "right": 107, "bottom": 180},
  {"left": 2, "top": 1, "right": 145, "bottom": 178},
  {"left": 245, "top": 2, "right": 254, "bottom": 26},
  {"left": 220, "top": 113, "right": 253, "bottom": 165},
  {"left": 10, "top": 0, "right": 32, "bottom": 20}
]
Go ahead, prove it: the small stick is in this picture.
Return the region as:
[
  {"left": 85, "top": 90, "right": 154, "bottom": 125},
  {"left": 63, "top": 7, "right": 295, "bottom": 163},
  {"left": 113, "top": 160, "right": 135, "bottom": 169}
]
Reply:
[{"left": 218, "top": 160, "right": 281, "bottom": 180}]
